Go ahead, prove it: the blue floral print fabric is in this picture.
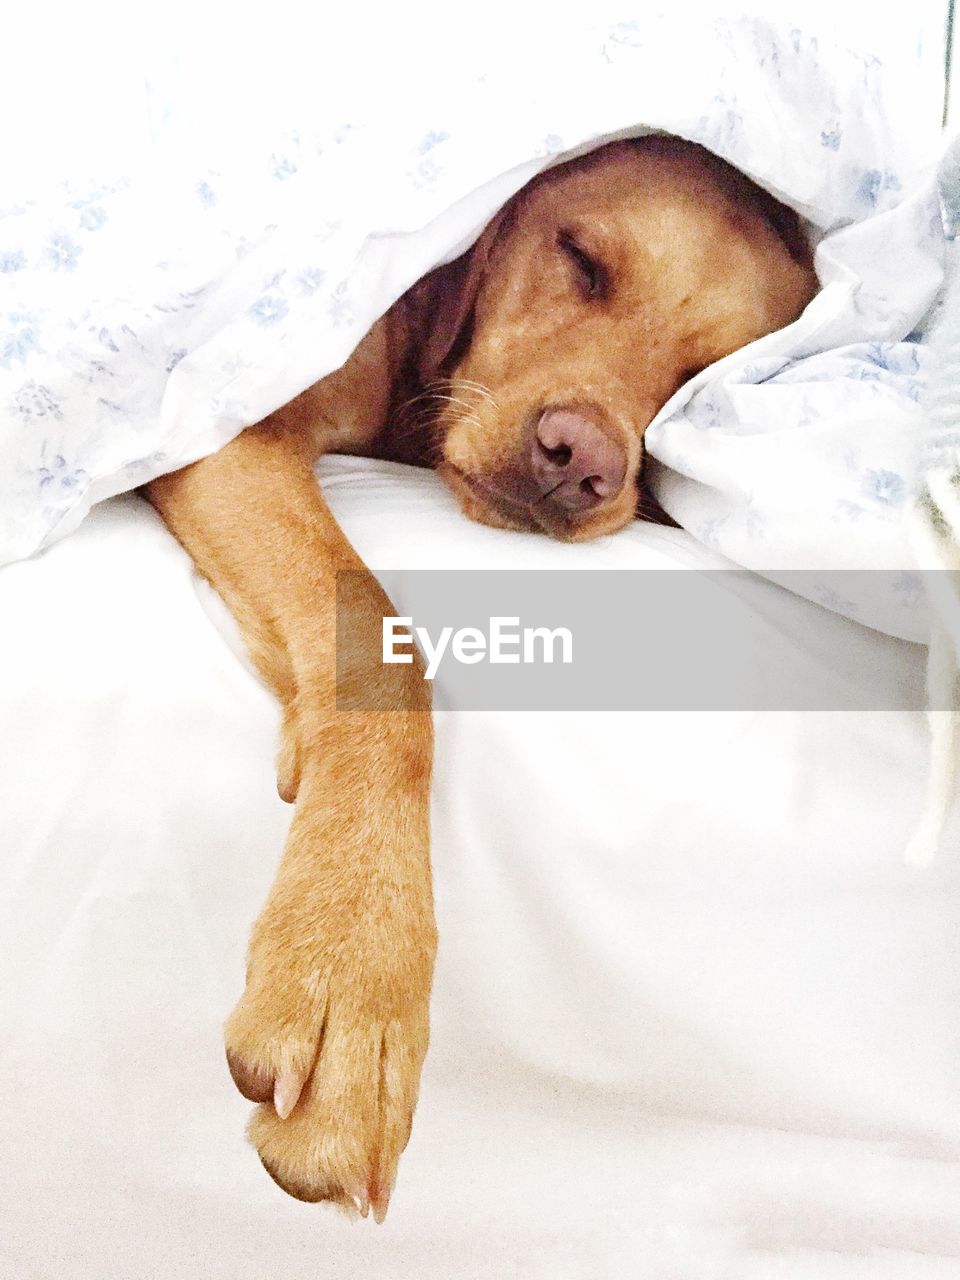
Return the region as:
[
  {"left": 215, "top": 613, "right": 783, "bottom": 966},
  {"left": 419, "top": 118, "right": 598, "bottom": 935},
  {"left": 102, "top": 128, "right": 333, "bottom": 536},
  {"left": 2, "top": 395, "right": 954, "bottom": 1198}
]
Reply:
[{"left": 0, "top": 12, "right": 947, "bottom": 638}]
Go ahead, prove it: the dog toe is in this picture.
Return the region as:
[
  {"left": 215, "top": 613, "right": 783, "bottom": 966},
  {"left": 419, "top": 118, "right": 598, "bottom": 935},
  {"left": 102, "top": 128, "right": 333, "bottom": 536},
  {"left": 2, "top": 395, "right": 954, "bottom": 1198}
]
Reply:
[{"left": 226, "top": 1048, "right": 275, "bottom": 1105}]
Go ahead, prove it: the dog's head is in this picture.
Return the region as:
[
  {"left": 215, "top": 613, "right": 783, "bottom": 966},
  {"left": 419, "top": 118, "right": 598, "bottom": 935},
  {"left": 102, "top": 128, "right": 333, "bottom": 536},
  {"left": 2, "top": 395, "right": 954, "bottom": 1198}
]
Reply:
[{"left": 404, "top": 136, "right": 818, "bottom": 541}]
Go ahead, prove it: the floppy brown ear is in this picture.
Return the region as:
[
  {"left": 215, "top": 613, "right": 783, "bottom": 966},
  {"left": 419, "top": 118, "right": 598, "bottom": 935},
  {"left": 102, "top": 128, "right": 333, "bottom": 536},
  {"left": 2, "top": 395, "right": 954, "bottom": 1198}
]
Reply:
[
  {"left": 642, "top": 135, "right": 813, "bottom": 269},
  {"left": 406, "top": 206, "right": 512, "bottom": 384},
  {"left": 747, "top": 188, "right": 813, "bottom": 267}
]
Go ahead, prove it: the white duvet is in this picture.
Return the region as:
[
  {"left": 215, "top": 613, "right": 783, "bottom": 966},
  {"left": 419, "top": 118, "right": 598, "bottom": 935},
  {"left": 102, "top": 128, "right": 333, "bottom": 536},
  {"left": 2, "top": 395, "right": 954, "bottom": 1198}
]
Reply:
[{"left": 0, "top": 7, "right": 949, "bottom": 635}]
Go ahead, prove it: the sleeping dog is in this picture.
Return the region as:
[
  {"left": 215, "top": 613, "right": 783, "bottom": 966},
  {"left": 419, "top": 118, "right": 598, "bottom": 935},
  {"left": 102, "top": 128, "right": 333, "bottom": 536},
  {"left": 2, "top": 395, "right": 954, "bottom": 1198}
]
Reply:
[{"left": 146, "top": 135, "right": 817, "bottom": 1219}]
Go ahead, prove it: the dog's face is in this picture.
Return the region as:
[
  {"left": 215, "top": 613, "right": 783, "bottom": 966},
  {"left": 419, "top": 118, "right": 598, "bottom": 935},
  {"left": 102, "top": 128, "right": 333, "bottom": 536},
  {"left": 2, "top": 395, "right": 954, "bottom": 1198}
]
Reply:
[{"left": 414, "top": 137, "right": 818, "bottom": 541}]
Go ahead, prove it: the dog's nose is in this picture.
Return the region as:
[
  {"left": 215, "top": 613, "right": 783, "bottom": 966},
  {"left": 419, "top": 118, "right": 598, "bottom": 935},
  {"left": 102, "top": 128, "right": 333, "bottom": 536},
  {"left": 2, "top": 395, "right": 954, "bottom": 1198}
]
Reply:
[{"left": 532, "top": 407, "right": 627, "bottom": 512}]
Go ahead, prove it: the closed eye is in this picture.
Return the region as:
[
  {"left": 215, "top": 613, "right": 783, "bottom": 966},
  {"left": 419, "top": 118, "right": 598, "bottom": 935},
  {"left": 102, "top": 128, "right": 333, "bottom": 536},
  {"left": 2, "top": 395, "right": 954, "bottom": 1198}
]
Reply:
[{"left": 557, "top": 230, "right": 608, "bottom": 300}]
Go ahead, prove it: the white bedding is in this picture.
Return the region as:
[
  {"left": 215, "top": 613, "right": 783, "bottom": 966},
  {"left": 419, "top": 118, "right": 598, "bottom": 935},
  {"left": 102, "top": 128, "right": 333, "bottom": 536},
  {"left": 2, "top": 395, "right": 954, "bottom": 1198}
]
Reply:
[
  {"left": 2, "top": 458, "right": 960, "bottom": 1277},
  {"left": 0, "top": 8, "right": 949, "bottom": 638},
  {"left": 3, "top": 6, "right": 959, "bottom": 1276}
]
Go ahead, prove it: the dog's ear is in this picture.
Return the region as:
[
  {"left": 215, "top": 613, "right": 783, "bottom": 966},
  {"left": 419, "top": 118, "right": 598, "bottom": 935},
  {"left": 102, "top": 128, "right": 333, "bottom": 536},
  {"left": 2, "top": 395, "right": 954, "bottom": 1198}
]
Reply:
[
  {"left": 748, "top": 189, "right": 812, "bottom": 267},
  {"left": 643, "top": 135, "right": 813, "bottom": 269},
  {"left": 406, "top": 206, "right": 512, "bottom": 384},
  {"left": 715, "top": 161, "right": 813, "bottom": 268}
]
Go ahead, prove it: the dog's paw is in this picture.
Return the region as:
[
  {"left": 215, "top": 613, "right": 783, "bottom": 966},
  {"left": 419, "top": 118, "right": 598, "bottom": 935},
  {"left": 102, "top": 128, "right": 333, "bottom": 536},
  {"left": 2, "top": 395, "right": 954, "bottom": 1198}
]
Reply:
[
  {"left": 242, "top": 1014, "right": 425, "bottom": 1221},
  {"left": 224, "top": 913, "right": 433, "bottom": 1221}
]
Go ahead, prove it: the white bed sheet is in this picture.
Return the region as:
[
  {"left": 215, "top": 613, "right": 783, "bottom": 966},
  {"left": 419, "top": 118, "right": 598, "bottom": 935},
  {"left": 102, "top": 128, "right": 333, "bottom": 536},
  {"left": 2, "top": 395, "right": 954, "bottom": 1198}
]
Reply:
[{"left": 2, "top": 457, "right": 959, "bottom": 1277}]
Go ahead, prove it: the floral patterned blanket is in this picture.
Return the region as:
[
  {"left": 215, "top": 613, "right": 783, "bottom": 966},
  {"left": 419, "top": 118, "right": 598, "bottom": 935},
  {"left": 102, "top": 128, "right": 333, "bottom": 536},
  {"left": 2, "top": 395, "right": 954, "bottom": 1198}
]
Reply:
[{"left": 0, "top": 12, "right": 948, "bottom": 638}]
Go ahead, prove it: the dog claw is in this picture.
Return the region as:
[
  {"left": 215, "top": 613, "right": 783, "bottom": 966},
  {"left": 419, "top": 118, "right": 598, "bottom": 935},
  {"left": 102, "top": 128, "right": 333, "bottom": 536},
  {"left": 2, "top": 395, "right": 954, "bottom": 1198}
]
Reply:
[
  {"left": 273, "top": 1069, "right": 306, "bottom": 1119},
  {"left": 371, "top": 1180, "right": 392, "bottom": 1224},
  {"left": 347, "top": 1184, "right": 371, "bottom": 1218}
]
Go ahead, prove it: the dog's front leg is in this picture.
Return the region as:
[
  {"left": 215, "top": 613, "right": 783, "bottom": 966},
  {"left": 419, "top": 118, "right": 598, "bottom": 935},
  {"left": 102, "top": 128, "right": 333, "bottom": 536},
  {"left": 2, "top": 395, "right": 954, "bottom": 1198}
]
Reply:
[{"left": 146, "top": 421, "right": 435, "bottom": 1222}]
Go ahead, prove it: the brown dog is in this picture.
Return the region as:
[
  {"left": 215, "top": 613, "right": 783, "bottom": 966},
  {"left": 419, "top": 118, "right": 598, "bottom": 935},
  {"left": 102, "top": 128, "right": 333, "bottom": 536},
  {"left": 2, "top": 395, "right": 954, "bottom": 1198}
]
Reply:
[{"left": 145, "top": 135, "right": 817, "bottom": 1219}]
